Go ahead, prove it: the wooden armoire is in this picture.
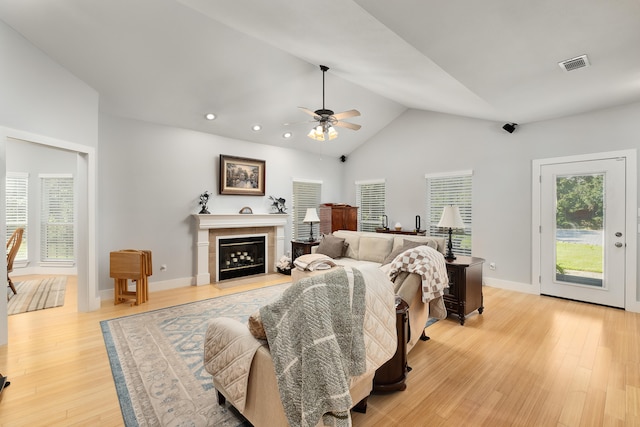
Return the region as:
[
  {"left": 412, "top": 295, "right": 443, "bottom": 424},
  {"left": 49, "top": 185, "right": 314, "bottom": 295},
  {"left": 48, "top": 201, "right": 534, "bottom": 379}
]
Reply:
[{"left": 319, "top": 204, "right": 358, "bottom": 235}]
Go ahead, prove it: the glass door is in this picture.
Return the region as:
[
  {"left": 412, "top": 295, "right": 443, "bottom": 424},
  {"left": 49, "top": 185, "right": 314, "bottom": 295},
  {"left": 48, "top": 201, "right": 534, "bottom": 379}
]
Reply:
[{"left": 540, "top": 158, "right": 626, "bottom": 307}]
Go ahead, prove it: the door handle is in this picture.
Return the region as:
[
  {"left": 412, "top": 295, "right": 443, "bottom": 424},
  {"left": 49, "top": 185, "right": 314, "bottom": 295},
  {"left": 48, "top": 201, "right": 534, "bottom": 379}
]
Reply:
[
  {"left": 615, "top": 242, "right": 623, "bottom": 248},
  {"left": 615, "top": 232, "right": 622, "bottom": 237}
]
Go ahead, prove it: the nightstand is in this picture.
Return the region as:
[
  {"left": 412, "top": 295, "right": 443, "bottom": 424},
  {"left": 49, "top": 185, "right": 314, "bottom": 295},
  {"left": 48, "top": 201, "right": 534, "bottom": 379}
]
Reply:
[
  {"left": 291, "top": 240, "right": 320, "bottom": 262},
  {"left": 444, "top": 256, "right": 485, "bottom": 325}
]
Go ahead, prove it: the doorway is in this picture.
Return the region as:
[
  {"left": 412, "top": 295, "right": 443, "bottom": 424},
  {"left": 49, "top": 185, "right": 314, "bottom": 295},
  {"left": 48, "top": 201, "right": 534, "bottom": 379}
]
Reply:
[
  {"left": 532, "top": 151, "right": 636, "bottom": 309},
  {"left": 1, "top": 127, "right": 99, "bottom": 345}
]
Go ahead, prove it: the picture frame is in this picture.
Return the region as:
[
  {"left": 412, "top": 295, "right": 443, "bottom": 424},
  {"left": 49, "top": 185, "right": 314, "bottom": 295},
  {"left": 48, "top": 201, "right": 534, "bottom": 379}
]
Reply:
[{"left": 219, "top": 155, "right": 266, "bottom": 196}]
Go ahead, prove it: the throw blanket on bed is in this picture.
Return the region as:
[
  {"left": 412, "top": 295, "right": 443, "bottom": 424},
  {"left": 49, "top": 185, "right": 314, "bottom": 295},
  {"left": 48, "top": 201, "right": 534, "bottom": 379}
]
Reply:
[
  {"left": 387, "top": 245, "right": 449, "bottom": 303},
  {"left": 293, "top": 253, "right": 338, "bottom": 271},
  {"left": 260, "top": 267, "right": 366, "bottom": 427}
]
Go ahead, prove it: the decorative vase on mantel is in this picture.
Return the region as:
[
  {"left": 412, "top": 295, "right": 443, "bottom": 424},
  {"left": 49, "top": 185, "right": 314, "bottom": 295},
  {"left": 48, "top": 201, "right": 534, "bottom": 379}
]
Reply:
[{"left": 199, "top": 191, "right": 211, "bottom": 214}]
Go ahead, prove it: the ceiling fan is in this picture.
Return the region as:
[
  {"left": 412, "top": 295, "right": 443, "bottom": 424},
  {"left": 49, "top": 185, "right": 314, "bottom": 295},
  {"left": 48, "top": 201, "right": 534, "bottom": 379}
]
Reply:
[{"left": 299, "top": 65, "right": 361, "bottom": 141}]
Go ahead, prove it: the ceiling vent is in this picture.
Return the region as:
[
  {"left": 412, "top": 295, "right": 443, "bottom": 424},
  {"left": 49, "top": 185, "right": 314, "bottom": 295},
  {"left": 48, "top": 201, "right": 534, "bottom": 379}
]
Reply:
[{"left": 558, "top": 54, "right": 590, "bottom": 72}]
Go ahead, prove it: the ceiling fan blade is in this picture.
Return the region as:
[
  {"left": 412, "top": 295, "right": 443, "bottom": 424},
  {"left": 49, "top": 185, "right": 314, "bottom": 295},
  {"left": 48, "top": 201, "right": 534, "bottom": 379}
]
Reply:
[
  {"left": 334, "top": 121, "right": 361, "bottom": 131},
  {"left": 284, "top": 119, "right": 315, "bottom": 126},
  {"left": 298, "top": 107, "right": 319, "bottom": 117},
  {"left": 332, "top": 109, "right": 361, "bottom": 120}
]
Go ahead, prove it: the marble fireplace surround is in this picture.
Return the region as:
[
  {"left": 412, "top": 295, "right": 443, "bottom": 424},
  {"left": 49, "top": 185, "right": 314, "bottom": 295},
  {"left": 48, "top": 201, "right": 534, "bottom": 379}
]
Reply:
[{"left": 193, "top": 214, "right": 288, "bottom": 285}]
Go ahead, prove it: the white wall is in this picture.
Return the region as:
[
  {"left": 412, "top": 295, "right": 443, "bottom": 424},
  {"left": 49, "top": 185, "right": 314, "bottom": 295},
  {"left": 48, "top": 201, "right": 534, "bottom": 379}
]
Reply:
[
  {"left": 0, "top": 19, "right": 100, "bottom": 345},
  {"left": 343, "top": 102, "right": 640, "bottom": 306},
  {"left": 97, "top": 114, "right": 345, "bottom": 293},
  {"left": 0, "top": 21, "right": 99, "bottom": 147}
]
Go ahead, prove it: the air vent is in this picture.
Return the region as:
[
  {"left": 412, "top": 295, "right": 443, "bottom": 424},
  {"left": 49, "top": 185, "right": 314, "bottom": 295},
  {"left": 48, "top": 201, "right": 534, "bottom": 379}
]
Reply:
[{"left": 558, "top": 54, "right": 590, "bottom": 72}]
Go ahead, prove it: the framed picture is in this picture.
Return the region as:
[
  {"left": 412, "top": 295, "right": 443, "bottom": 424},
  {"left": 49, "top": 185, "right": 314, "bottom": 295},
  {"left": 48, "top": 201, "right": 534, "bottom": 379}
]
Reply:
[{"left": 219, "top": 155, "right": 266, "bottom": 196}]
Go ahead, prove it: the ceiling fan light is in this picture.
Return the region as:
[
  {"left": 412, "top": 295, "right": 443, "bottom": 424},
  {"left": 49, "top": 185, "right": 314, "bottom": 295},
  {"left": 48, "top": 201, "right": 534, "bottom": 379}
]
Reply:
[
  {"left": 327, "top": 126, "right": 338, "bottom": 140},
  {"left": 308, "top": 126, "right": 325, "bottom": 141}
]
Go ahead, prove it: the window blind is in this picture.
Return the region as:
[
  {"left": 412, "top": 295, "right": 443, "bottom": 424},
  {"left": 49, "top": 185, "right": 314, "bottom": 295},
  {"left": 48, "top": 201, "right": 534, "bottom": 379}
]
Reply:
[
  {"left": 40, "top": 174, "right": 75, "bottom": 264},
  {"left": 425, "top": 171, "right": 473, "bottom": 256},
  {"left": 355, "top": 179, "right": 386, "bottom": 232},
  {"left": 292, "top": 179, "right": 322, "bottom": 241},
  {"left": 6, "top": 172, "right": 28, "bottom": 261}
]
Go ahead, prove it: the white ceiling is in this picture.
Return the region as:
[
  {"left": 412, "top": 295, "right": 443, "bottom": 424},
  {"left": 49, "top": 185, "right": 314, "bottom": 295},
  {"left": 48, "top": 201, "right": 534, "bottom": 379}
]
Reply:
[{"left": 2, "top": 0, "right": 640, "bottom": 157}]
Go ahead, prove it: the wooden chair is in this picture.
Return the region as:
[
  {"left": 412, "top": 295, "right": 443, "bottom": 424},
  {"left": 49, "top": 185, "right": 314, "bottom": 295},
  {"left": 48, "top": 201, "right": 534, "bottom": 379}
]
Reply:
[
  {"left": 109, "top": 249, "right": 152, "bottom": 305},
  {"left": 6, "top": 227, "right": 24, "bottom": 297}
]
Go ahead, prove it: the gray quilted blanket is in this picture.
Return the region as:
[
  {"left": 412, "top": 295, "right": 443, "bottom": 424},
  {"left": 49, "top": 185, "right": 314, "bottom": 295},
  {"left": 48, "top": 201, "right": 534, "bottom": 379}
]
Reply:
[{"left": 259, "top": 267, "right": 366, "bottom": 427}]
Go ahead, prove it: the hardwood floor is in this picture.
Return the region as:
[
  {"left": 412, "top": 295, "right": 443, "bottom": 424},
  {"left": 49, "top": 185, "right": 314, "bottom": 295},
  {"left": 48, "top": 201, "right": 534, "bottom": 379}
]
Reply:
[{"left": 1, "top": 275, "right": 639, "bottom": 426}]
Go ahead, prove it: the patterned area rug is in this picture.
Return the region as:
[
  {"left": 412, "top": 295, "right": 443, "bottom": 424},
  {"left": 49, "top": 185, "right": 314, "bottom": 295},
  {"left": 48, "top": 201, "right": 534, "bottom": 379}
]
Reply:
[
  {"left": 7, "top": 276, "right": 67, "bottom": 315},
  {"left": 101, "top": 283, "right": 290, "bottom": 427}
]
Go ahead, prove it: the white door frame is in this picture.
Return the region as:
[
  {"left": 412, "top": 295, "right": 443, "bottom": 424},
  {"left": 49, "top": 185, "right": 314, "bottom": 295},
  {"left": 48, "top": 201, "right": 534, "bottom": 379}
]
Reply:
[
  {"left": 1, "top": 126, "right": 100, "bottom": 345},
  {"left": 532, "top": 149, "right": 639, "bottom": 312}
]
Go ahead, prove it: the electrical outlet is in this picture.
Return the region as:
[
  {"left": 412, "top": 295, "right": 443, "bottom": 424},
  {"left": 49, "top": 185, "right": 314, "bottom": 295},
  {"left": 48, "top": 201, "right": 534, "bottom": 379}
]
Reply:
[
  {"left": 160, "top": 264, "right": 167, "bottom": 271},
  {"left": 489, "top": 262, "right": 496, "bottom": 270}
]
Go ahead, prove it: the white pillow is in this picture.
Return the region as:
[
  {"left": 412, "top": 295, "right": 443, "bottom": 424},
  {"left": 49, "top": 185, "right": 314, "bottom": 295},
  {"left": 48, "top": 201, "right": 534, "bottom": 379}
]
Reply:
[{"left": 358, "top": 237, "right": 393, "bottom": 263}]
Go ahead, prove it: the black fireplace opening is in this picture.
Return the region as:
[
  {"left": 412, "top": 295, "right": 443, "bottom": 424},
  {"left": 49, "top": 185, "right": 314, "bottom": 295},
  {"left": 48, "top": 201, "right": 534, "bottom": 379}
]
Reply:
[{"left": 218, "top": 235, "right": 266, "bottom": 280}]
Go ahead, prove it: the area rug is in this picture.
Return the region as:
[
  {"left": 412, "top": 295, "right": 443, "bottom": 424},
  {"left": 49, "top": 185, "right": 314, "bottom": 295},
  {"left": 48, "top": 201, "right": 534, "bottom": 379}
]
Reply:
[
  {"left": 101, "top": 283, "right": 290, "bottom": 427},
  {"left": 7, "top": 276, "right": 67, "bottom": 315}
]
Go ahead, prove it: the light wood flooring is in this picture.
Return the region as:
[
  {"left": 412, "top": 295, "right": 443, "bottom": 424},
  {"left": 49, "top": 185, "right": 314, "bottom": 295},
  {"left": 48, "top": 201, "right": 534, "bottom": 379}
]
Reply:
[{"left": 1, "top": 274, "right": 639, "bottom": 426}]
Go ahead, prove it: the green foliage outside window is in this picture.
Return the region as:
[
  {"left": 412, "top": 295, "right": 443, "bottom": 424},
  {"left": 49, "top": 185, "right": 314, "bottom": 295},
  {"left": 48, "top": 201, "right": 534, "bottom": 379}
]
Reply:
[{"left": 556, "top": 175, "right": 603, "bottom": 230}]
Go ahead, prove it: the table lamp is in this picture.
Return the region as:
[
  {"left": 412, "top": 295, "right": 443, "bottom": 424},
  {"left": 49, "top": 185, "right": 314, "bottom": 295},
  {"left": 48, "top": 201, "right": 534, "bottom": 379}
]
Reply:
[
  {"left": 437, "top": 205, "right": 465, "bottom": 260},
  {"left": 303, "top": 208, "right": 320, "bottom": 242}
]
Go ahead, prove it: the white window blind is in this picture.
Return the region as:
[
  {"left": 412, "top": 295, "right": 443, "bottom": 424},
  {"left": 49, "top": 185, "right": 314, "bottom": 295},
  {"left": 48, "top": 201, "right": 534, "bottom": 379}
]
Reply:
[
  {"left": 292, "top": 179, "right": 322, "bottom": 241},
  {"left": 356, "top": 179, "right": 386, "bottom": 232},
  {"left": 6, "top": 172, "right": 28, "bottom": 261},
  {"left": 40, "top": 174, "right": 75, "bottom": 264},
  {"left": 425, "top": 171, "right": 473, "bottom": 256}
]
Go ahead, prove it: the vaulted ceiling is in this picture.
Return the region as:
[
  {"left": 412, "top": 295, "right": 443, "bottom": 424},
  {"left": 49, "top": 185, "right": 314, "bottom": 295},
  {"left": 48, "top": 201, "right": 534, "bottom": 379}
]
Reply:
[{"left": 2, "top": 0, "right": 639, "bottom": 157}]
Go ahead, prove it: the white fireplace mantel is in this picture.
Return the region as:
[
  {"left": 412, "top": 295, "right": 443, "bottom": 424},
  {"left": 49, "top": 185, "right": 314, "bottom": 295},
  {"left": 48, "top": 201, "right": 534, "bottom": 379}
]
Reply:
[{"left": 193, "top": 214, "right": 288, "bottom": 285}]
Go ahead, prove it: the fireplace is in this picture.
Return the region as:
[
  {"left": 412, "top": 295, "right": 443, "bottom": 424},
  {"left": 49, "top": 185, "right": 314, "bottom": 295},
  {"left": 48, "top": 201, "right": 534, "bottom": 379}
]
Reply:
[
  {"left": 193, "top": 213, "right": 288, "bottom": 285},
  {"left": 217, "top": 234, "right": 266, "bottom": 281}
]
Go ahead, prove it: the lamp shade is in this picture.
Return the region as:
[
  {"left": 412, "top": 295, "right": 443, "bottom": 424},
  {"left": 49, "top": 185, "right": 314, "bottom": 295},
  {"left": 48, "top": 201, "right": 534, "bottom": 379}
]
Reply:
[
  {"left": 303, "top": 208, "right": 320, "bottom": 223},
  {"left": 437, "top": 205, "right": 464, "bottom": 229},
  {"left": 307, "top": 123, "right": 339, "bottom": 141}
]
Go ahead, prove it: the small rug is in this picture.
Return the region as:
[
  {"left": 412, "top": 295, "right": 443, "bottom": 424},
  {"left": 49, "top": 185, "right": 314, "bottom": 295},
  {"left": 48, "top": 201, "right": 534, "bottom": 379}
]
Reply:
[
  {"left": 101, "top": 283, "right": 290, "bottom": 427},
  {"left": 7, "top": 276, "right": 67, "bottom": 315},
  {"left": 425, "top": 317, "right": 439, "bottom": 328}
]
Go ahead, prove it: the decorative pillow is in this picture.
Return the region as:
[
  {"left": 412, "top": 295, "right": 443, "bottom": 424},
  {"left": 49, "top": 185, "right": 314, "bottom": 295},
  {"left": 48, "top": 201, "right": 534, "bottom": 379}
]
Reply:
[
  {"left": 393, "top": 235, "right": 445, "bottom": 254},
  {"left": 342, "top": 242, "right": 350, "bottom": 257},
  {"left": 333, "top": 230, "right": 360, "bottom": 259},
  {"left": 359, "top": 237, "right": 394, "bottom": 263},
  {"left": 382, "top": 239, "right": 431, "bottom": 265},
  {"left": 248, "top": 310, "right": 267, "bottom": 340},
  {"left": 316, "top": 234, "right": 346, "bottom": 258}
]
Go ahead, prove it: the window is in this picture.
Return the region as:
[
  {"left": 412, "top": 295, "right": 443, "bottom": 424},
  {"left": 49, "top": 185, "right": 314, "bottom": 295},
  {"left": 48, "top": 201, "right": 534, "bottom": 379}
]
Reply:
[
  {"left": 425, "top": 170, "right": 473, "bottom": 256},
  {"left": 356, "top": 179, "right": 386, "bottom": 232},
  {"left": 40, "top": 174, "right": 75, "bottom": 265},
  {"left": 6, "top": 172, "right": 28, "bottom": 262},
  {"left": 292, "top": 179, "right": 322, "bottom": 241}
]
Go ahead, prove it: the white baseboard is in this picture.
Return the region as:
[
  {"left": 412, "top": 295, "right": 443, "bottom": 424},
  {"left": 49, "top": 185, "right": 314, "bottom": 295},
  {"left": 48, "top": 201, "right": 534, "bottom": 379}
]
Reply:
[
  {"left": 483, "top": 276, "right": 539, "bottom": 295},
  {"left": 626, "top": 300, "right": 640, "bottom": 313},
  {"left": 14, "top": 266, "right": 78, "bottom": 276},
  {"left": 99, "top": 276, "right": 196, "bottom": 301}
]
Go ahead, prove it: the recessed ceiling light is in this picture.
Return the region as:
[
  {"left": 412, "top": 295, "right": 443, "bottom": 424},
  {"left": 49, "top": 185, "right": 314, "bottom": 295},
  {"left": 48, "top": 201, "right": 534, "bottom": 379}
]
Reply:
[
  {"left": 283, "top": 132, "right": 292, "bottom": 139},
  {"left": 205, "top": 113, "right": 216, "bottom": 120},
  {"left": 252, "top": 124, "right": 262, "bottom": 132}
]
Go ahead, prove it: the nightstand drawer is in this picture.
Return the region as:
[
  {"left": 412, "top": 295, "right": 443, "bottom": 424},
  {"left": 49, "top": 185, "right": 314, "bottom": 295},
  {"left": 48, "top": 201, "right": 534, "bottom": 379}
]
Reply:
[{"left": 443, "top": 295, "right": 459, "bottom": 312}]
